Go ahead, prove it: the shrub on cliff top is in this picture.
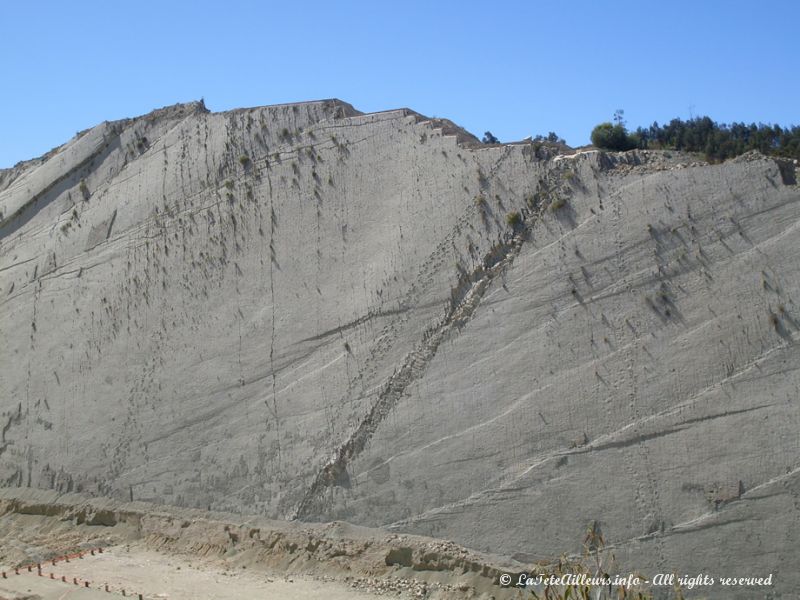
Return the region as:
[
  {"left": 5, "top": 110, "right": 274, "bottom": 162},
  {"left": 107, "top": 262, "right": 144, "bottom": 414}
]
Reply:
[{"left": 590, "top": 122, "right": 638, "bottom": 151}]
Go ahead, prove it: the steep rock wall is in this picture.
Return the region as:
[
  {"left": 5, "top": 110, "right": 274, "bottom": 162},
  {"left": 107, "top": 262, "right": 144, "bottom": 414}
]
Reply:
[{"left": 1, "top": 100, "right": 798, "bottom": 595}]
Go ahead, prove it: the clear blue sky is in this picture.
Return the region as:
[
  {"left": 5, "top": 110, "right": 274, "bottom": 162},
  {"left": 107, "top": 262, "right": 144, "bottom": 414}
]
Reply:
[{"left": 2, "top": 0, "right": 798, "bottom": 167}]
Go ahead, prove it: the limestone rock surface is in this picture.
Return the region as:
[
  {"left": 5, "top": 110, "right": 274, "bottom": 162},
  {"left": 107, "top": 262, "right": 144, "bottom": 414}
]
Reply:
[{"left": 1, "top": 100, "right": 799, "bottom": 597}]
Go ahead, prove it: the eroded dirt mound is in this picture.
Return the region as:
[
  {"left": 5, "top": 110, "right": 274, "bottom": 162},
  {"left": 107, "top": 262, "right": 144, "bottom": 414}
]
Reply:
[{"left": 0, "top": 489, "right": 531, "bottom": 599}]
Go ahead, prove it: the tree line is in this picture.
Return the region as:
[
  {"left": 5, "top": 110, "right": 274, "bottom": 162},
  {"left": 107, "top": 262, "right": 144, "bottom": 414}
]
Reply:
[{"left": 591, "top": 114, "right": 800, "bottom": 161}]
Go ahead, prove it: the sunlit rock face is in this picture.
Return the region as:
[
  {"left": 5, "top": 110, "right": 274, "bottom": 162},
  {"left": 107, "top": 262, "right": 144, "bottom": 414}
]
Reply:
[{"left": 1, "top": 100, "right": 798, "bottom": 596}]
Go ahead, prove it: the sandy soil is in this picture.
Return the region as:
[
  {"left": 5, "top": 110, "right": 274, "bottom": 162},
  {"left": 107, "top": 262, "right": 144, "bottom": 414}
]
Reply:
[
  {"left": 0, "top": 547, "right": 395, "bottom": 600},
  {"left": 0, "top": 490, "right": 524, "bottom": 600}
]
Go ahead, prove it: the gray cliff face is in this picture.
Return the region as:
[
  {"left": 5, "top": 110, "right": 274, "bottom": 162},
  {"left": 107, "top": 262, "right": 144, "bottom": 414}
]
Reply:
[{"left": 1, "top": 100, "right": 799, "bottom": 595}]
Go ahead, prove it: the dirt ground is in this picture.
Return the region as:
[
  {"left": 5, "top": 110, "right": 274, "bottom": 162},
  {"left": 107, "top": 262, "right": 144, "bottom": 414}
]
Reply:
[
  {"left": 0, "top": 490, "right": 531, "bottom": 600},
  {"left": 0, "top": 546, "right": 398, "bottom": 600}
]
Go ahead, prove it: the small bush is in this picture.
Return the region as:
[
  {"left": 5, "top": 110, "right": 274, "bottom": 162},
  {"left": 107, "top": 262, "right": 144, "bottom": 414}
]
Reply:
[
  {"left": 238, "top": 155, "right": 250, "bottom": 167},
  {"left": 590, "top": 122, "right": 637, "bottom": 151},
  {"left": 550, "top": 197, "right": 567, "bottom": 211},
  {"left": 533, "top": 131, "right": 566, "bottom": 144},
  {"left": 505, "top": 211, "right": 522, "bottom": 226}
]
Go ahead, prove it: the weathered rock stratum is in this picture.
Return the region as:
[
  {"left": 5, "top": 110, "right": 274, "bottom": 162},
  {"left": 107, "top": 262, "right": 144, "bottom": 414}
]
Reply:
[{"left": 1, "top": 100, "right": 798, "bottom": 597}]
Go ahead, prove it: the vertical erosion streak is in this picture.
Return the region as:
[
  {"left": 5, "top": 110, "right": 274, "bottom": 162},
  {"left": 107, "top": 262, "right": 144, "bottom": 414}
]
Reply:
[
  {"left": 293, "top": 209, "right": 542, "bottom": 520},
  {"left": 266, "top": 175, "right": 281, "bottom": 477}
]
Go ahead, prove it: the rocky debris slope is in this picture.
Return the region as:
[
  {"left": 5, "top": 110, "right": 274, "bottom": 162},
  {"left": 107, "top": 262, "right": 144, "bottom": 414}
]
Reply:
[
  {"left": 0, "top": 488, "right": 527, "bottom": 599},
  {"left": 1, "top": 99, "right": 799, "bottom": 597}
]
